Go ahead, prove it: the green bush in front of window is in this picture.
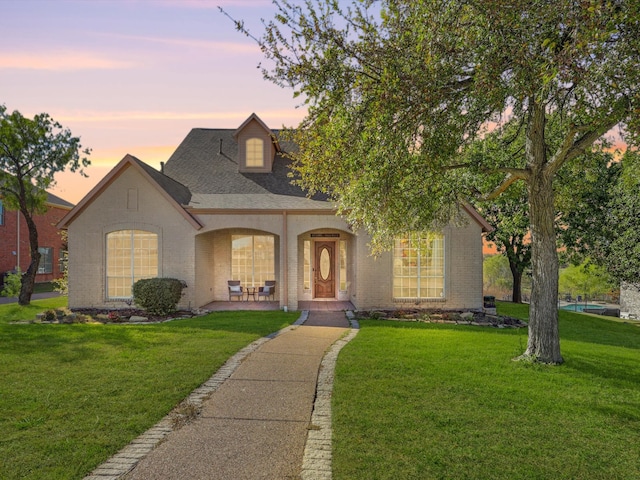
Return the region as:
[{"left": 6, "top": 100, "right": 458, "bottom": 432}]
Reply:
[{"left": 132, "top": 278, "right": 186, "bottom": 316}]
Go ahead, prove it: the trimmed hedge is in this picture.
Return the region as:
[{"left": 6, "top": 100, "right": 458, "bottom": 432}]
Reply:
[{"left": 132, "top": 278, "right": 186, "bottom": 315}]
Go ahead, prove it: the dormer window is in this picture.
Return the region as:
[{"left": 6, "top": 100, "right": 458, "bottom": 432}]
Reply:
[{"left": 246, "top": 138, "right": 264, "bottom": 167}]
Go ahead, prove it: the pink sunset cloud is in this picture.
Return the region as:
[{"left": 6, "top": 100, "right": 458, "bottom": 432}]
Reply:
[{"left": 0, "top": 52, "right": 134, "bottom": 71}]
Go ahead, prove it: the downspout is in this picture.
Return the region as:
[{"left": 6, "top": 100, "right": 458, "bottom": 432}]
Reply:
[{"left": 283, "top": 210, "right": 289, "bottom": 308}]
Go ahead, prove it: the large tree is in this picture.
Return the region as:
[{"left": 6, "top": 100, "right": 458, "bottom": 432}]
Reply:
[
  {"left": 238, "top": 0, "right": 640, "bottom": 363},
  {"left": 0, "top": 106, "right": 90, "bottom": 305},
  {"left": 467, "top": 117, "right": 618, "bottom": 304}
]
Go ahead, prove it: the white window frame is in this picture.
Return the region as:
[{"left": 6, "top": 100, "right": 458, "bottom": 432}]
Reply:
[
  {"left": 231, "top": 235, "right": 275, "bottom": 287},
  {"left": 246, "top": 138, "right": 264, "bottom": 167},
  {"left": 393, "top": 233, "right": 445, "bottom": 301},
  {"left": 106, "top": 230, "right": 158, "bottom": 300},
  {"left": 37, "top": 247, "right": 53, "bottom": 274}
]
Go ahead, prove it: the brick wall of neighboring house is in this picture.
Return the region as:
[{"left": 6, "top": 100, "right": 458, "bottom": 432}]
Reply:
[{"left": 0, "top": 203, "right": 71, "bottom": 284}]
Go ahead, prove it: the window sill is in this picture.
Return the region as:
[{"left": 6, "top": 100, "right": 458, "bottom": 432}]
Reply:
[{"left": 393, "top": 297, "right": 446, "bottom": 303}]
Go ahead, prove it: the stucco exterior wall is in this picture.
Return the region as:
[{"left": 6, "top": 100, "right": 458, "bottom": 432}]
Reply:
[{"left": 67, "top": 167, "right": 198, "bottom": 309}]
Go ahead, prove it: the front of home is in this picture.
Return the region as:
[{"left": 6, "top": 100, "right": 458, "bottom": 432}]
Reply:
[{"left": 59, "top": 113, "right": 491, "bottom": 312}]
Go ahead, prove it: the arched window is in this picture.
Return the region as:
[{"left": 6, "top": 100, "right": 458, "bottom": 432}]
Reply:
[
  {"left": 106, "top": 230, "right": 158, "bottom": 299},
  {"left": 246, "top": 138, "right": 264, "bottom": 167}
]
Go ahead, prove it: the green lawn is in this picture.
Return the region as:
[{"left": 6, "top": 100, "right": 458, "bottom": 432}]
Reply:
[
  {"left": 0, "top": 298, "right": 297, "bottom": 480},
  {"left": 333, "top": 302, "right": 640, "bottom": 480}
]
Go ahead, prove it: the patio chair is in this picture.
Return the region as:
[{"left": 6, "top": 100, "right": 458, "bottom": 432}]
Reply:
[
  {"left": 228, "top": 280, "right": 244, "bottom": 301},
  {"left": 257, "top": 280, "right": 276, "bottom": 301}
]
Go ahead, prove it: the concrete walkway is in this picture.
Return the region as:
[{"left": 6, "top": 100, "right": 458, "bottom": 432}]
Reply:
[{"left": 85, "top": 310, "right": 357, "bottom": 480}]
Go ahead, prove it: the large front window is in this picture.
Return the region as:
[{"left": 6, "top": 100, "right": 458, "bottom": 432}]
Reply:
[
  {"left": 393, "top": 233, "right": 444, "bottom": 300},
  {"left": 232, "top": 235, "right": 274, "bottom": 286},
  {"left": 106, "top": 230, "right": 158, "bottom": 299}
]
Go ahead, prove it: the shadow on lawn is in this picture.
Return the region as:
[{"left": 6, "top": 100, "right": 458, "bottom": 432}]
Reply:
[{"left": 358, "top": 312, "right": 640, "bottom": 352}]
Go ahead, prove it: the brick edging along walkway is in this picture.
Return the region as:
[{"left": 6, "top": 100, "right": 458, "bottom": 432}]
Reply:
[
  {"left": 301, "top": 311, "right": 360, "bottom": 479},
  {"left": 84, "top": 310, "right": 359, "bottom": 480}
]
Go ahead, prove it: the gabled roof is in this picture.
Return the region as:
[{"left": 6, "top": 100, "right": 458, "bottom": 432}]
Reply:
[
  {"left": 462, "top": 202, "right": 494, "bottom": 233},
  {"left": 57, "top": 154, "right": 202, "bottom": 230},
  {"left": 233, "top": 112, "right": 282, "bottom": 153},
  {"left": 163, "top": 127, "right": 329, "bottom": 205}
]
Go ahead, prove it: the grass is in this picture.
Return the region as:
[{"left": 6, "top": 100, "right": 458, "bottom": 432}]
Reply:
[
  {"left": 332, "top": 302, "right": 640, "bottom": 480},
  {"left": 0, "top": 298, "right": 297, "bottom": 480}
]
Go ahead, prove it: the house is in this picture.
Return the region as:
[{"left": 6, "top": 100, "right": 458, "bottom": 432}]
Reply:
[
  {"left": 0, "top": 192, "right": 73, "bottom": 283},
  {"left": 58, "top": 113, "right": 491, "bottom": 312}
]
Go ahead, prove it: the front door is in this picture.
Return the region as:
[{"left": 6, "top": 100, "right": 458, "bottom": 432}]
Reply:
[{"left": 314, "top": 241, "right": 335, "bottom": 298}]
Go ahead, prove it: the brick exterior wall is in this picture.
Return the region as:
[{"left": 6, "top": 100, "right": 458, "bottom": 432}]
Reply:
[
  {"left": 66, "top": 164, "right": 486, "bottom": 312},
  {"left": 0, "top": 202, "right": 70, "bottom": 283},
  {"left": 67, "top": 166, "right": 198, "bottom": 309}
]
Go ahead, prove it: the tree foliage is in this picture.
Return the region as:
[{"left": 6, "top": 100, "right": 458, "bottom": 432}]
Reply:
[
  {"left": 0, "top": 105, "right": 90, "bottom": 305},
  {"left": 483, "top": 254, "right": 515, "bottom": 295},
  {"left": 467, "top": 115, "right": 618, "bottom": 303},
  {"left": 600, "top": 150, "right": 640, "bottom": 289},
  {"left": 237, "top": 0, "right": 640, "bottom": 363},
  {"left": 558, "top": 261, "right": 617, "bottom": 300}
]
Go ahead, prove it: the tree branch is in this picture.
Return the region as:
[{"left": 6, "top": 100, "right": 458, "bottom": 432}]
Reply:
[{"left": 483, "top": 170, "right": 529, "bottom": 201}]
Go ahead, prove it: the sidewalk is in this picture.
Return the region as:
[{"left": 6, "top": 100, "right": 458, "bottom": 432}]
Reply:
[
  {"left": 87, "top": 310, "right": 355, "bottom": 480},
  {"left": 0, "top": 291, "right": 62, "bottom": 305}
]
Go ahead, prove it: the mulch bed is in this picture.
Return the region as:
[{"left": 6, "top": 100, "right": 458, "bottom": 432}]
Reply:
[
  {"left": 69, "top": 308, "right": 196, "bottom": 323},
  {"left": 355, "top": 309, "right": 527, "bottom": 328}
]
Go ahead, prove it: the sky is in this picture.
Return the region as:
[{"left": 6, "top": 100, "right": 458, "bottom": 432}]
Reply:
[{"left": 1, "top": 0, "right": 307, "bottom": 204}]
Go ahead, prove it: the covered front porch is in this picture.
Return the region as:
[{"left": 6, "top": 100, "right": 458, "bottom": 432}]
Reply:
[{"left": 202, "top": 299, "right": 355, "bottom": 312}]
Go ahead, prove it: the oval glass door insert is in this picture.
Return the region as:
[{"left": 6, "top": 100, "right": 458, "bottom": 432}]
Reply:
[{"left": 320, "top": 247, "right": 331, "bottom": 280}]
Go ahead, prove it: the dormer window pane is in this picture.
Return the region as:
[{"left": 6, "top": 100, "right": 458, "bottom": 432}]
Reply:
[{"left": 246, "top": 138, "right": 264, "bottom": 167}]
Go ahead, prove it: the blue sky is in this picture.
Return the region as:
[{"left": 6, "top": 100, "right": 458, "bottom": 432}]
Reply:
[{"left": 1, "top": 0, "right": 306, "bottom": 202}]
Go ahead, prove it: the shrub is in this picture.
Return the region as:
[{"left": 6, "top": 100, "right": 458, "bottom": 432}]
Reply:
[
  {"left": 1, "top": 269, "right": 22, "bottom": 297},
  {"left": 53, "top": 250, "right": 68, "bottom": 295},
  {"left": 132, "top": 278, "right": 186, "bottom": 316}
]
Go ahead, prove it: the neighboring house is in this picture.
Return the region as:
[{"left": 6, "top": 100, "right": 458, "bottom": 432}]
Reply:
[
  {"left": 620, "top": 283, "right": 640, "bottom": 319},
  {"left": 58, "top": 113, "right": 491, "bottom": 312},
  {"left": 0, "top": 192, "right": 73, "bottom": 283}
]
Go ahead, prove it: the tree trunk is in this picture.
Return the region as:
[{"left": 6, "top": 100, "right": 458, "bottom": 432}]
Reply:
[
  {"left": 18, "top": 210, "right": 40, "bottom": 306},
  {"left": 509, "top": 260, "right": 523, "bottom": 303},
  {"left": 521, "top": 104, "right": 563, "bottom": 364}
]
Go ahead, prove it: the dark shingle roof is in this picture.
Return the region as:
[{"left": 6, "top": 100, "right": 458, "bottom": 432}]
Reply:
[
  {"left": 46, "top": 192, "right": 74, "bottom": 208},
  {"left": 128, "top": 155, "right": 192, "bottom": 206},
  {"left": 163, "top": 128, "right": 326, "bottom": 200}
]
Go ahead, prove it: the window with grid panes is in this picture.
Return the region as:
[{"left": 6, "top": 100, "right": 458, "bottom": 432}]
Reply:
[
  {"left": 246, "top": 138, "right": 264, "bottom": 167},
  {"left": 393, "top": 234, "right": 444, "bottom": 300},
  {"left": 106, "top": 230, "right": 158, "bottom": 299},
  {"left": 231, "top": 235, "right": 274, "bottom": 287}
]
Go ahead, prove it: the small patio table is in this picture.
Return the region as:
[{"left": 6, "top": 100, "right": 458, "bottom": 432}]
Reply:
[{"left": 245, "top": 286, "right": 257, "bottom": 301}]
